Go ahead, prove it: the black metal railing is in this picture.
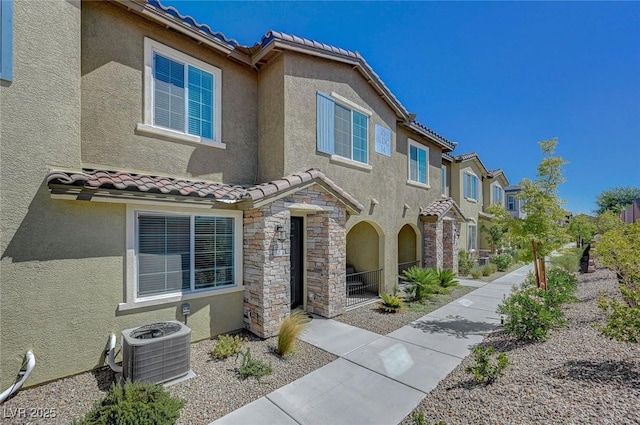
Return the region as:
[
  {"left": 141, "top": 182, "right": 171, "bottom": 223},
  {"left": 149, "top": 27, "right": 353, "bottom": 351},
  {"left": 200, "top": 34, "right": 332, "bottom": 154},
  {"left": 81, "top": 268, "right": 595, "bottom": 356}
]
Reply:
[
  {"left": 346, "top": 269, "right": 383, "bottom": 308},
  {"left": 398, "top": 260, "right": 421, "bottom": 276}
]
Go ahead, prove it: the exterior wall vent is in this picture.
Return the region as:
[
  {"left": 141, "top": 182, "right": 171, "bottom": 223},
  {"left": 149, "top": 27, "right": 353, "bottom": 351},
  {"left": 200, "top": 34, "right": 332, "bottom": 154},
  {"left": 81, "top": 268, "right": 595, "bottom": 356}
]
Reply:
[{"left": 122, "top": 321, "right": 191, "bottom": 384}]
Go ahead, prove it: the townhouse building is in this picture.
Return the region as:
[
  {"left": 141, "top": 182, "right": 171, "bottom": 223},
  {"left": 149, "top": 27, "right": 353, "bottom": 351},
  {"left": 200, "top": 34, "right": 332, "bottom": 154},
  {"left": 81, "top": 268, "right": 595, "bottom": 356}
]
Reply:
[{"left": 0, "top": 0, "right": 478, "bottom": 386}]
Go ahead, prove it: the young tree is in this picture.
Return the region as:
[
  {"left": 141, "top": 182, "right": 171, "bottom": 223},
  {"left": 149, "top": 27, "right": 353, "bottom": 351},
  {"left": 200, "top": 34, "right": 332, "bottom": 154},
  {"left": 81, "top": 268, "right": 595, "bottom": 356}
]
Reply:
[
  {"left": 596, "top": 210, "right": 625, "bottom": 235},
  {"left": 595, "top": 186, "right": 640, "bottom": 215},
  {"left": 568, "top": 214, "right": 596, "bottom": 246},
  {"left": 480, "top": 204, "right": 511, "bottom": 253},
  {"left": 512, "top": 138, "right": 569, "bottom": 287}
]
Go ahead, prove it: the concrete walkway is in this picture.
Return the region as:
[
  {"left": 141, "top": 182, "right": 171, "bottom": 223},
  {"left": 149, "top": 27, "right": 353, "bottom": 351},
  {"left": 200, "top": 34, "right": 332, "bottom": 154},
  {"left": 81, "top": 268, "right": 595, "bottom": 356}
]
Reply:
[{"left": 211, "top": 264, "right": 532, "bottom": 425}]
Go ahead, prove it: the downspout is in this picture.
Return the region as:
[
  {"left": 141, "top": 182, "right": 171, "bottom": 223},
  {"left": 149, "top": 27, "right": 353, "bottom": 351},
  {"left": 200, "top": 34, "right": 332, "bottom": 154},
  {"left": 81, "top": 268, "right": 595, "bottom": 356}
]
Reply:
[
  {"left": 0, "top": 351, "right": 36, "bottom": 403},
  {"left": 107, "top": 334, "right": 123, "bottom": 374}
]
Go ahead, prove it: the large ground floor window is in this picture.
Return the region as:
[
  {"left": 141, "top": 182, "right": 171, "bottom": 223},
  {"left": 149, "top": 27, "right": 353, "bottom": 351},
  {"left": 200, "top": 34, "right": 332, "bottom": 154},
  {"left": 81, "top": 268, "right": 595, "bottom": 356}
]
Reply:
[{"left": 126, "top": 206, "right": 242, "bottom": 303}]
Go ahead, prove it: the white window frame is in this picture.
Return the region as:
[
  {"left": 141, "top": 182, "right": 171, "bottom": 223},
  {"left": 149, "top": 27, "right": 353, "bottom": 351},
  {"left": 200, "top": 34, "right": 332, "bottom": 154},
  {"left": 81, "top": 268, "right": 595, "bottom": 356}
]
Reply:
[
  {"left": 491, "top": 183, "right": 504, "bottom": 205},
  {"left": 317, "top": 91, "right": 372, "bottom": 169},
  {"left": 406, "top": 138, "right": 429, "bottom": 188},
  {"left": 137, "top": 38, "right": 224, "bottom": 149},
  {"left": 121, "top": 204, "right": 243, "bottom": 311},
  {"left": 468, "top": 223, "right": 477, "bottom": 251},
  {"left": 507, "top": 194, "right": 515, "bottom": 211},
  {"left": 463, "top": 171, "right": 479, "bottom": 202}
]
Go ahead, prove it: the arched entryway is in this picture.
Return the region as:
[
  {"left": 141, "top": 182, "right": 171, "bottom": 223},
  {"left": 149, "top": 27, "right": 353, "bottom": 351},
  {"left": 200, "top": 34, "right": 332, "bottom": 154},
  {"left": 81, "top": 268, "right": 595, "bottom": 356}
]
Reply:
[
  {"left": 398, "top": 224, "right": 420, "bottom": 278},
  {"left": 345, "top": 221, "right": 383, "bottom": 308}
]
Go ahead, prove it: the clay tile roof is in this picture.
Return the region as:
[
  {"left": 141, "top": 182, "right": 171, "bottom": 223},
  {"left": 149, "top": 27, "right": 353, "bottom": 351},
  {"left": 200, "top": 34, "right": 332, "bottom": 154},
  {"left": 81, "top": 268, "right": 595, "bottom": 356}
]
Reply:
[
  {"left": 420, "top": 198, "right": 466, "bottom": 221},
  {"left": 47, "top": 168, "right": 364, "bottom": 213},
  {"left": 46, "top": 169, "right": 249, "bottom": 201},
  {"left": 146, "top": 0, "right": 240, "bottom": 47},
  {"left": 245, "top": 169, "right": 364, "bottom": 213}
]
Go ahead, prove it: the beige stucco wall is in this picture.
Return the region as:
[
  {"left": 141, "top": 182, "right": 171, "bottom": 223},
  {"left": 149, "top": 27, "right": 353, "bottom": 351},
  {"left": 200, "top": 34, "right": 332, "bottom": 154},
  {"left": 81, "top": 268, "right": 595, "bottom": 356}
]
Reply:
[
  {"left": 257, "top": 54, "right": 285, "bottom": 182},
  {"left": 346, "top": 221, "right": 381, "bottom": 273},
  {"left": 276, "top": 52, "right": 446, "bottom": 290},
  {"left": 81, "top": 1, "right": 258, "bottom": 184},
  {"left": 0, "top": 1, "right": 246, "bottom": 388},
  {"left": 451, "top": 160, "right": 485, "bottom": 253},
  {"left": 397, "top": 224, "right": 418, "bottom": 264}
]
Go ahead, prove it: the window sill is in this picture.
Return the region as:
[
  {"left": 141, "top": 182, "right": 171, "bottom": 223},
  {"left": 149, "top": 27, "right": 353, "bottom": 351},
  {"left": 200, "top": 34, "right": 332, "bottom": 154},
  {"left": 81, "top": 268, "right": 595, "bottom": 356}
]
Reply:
[
  {"left": 118, "top": 285, "right": 244, "bottom": 311},
  {"left": 406, "top": 180, "right": 430, "bottom": 190},
  {"left": 136, "top": 123, "right": 227, "bottom": 149},
  {"left": 329, "top": 155, "right": 372, "bottom": 172},
  {"left": 465, "top": 197, "right": 478, "bottom": 203}
]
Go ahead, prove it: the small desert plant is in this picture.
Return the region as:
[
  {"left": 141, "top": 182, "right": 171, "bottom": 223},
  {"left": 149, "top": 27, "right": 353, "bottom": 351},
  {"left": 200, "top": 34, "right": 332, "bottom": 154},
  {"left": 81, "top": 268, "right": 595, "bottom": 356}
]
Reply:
[
  {"left": 238, "top": 348, "right": 272, "bottom": 382},
  {"left": 401, "top": 266, "right": 441, "bottom": 302},
  {"left": 73, "top": 380, "right": 184, "bottom": 425},
  {"left": 498, "top": 284, "right": 565, "bottom": 341},
  {"left": 211, "top": 334, "right": 246, "bottom": 360},
  {"left": 458, "top": 249, "right": 475, "bottom": 275},
  {"left": 544, "top": 268, "right": 578, "bottom": 307},
  {"left": 277, "top": 311, "right": 309, "bottom": 356},
  {"left": 470, "top": 267, "right": 483, "bottom": 279},
  {"left": 490, "top": 253, "right": 512, "bottom": 272},
  {"left": 598, "top": 286, "right": 640, "bottom": 343},
  {"left": 481, "top": 264, "right": 494, "bottom": 276},
  {"left": 465, "top": 346, "right": 509, "bottom": 385},
  {"left": 379, "top": 293, "right": 404, "bottom": 313},
  {"left": 437, "top": 269, "right": 459, "bottom": 288},
  {"left": 411, "top": 412, "right": 426, "bottom": 425}
]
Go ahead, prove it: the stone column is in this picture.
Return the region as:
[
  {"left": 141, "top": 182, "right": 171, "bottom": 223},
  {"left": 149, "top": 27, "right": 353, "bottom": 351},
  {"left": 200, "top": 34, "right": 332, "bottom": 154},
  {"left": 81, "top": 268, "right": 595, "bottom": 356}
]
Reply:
[
  {"left": 422, "top": 218, "right": 443, "bottom": 270},
  {"left": 242, "top": 205, "right": 291, "bottom": 338},
  {"left": 306, "top": 210, "right": 347, "bottom": 317},
  {"left": 442, "top": 217, "right": 458, "bottom": 273}
]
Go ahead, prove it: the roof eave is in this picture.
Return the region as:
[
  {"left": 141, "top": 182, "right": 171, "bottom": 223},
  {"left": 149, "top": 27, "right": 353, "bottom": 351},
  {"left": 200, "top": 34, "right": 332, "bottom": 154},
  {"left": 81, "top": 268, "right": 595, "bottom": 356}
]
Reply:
[{"left": 113, "top": 0, "right": 252, "bottom": 66}]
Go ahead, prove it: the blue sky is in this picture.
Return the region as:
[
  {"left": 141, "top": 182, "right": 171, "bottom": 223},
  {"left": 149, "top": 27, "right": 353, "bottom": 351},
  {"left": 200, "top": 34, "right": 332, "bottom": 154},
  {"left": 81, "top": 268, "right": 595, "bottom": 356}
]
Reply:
[{"left": 161, "top": 0, "right": 640, "bottom": 215}]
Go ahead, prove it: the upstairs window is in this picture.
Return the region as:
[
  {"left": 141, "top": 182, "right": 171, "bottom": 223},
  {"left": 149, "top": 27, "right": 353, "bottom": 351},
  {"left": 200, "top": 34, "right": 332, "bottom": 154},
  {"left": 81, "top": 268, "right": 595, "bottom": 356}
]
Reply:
[
  {"left": 492, "top": 185, "right": 504, "bottom": 205},
  {"left": 0, "top": 0, "right": 13, "bottom": 81},
  {"left": 507, "top": 194, "right": 516, "bottom": 211},
  {"left": 142, "top": 38, "right": 222, "bottom": 145},
  {"left": 407, "top": 139, "right": 428, "bottom": 186},
  {"left": 441, "top": 165, "right": 448, "bottom": 196},
  {"left": 317, "top": 92, "right": 370, "bottom": 164},
  {"left": 463, "top": 172, "right": 479, "bottom": 201}
]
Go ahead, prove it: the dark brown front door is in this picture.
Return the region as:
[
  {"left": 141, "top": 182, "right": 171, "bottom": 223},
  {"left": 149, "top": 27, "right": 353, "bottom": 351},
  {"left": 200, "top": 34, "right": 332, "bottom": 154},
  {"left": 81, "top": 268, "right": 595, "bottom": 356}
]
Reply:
[{"left": 290, "top": 216, "right": 304, "bottom": 309}]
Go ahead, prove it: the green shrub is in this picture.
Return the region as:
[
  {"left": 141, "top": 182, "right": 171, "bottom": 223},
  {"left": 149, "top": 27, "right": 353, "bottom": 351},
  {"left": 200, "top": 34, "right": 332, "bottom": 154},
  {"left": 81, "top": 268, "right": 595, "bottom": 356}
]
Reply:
[
  {"left": 465, "top": 346, "right": 509, "bottom": 385},
  {"left": 411, "top": 412, "right": 426, "bottom": 425},
  {"left": 490, "top": 253, "right": 512, "bottom": 272},
  {"left": 437, "top": 269, "right": 459, "bottom": 288},
  {"left": 379, "top": 293, "right": 404, "bottom": 313},
  {"left": 470, "top": 267, "right": 483, "bottom": 279},
  {"left": 458, "top": 250, "right": 475, "bottom": 275},
  {"left": 211, "top": 334, "right": 247, "bottom": 360},
  {"left": 238, "top": 348, "right": 272, "bottom": 382},
  {"left": 481, "top": 265, "right": 492, "bottom": 276},
  {"left": 401, "top": 266, "right": 441, "bottom": 301},
  {"left": 277, "top": 311, "right": 309, "bottom": 356},
  {"left": 73, "top": 381, "right": 184, "bottom": 425},
  {"left": 498, "top": 284, "right": 565, "bottom": 341},
  {"left": 544, "top": 268, "right": 578, "bottom": 307},
  {"left": 598, "top": 286, "right": 640, "bottom": 343}
]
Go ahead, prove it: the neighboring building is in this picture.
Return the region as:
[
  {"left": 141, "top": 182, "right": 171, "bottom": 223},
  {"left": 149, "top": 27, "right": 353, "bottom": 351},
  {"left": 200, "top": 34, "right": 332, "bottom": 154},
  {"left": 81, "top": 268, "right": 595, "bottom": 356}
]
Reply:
[
  {"left": 443, "top": 152, "right": 508, "bottom": 256},
  {"left": 1, "top": 0, "right": 471, "bottom": 387},
  {"left": 505, "top": 185, "right": 527, "bottom": 219}
]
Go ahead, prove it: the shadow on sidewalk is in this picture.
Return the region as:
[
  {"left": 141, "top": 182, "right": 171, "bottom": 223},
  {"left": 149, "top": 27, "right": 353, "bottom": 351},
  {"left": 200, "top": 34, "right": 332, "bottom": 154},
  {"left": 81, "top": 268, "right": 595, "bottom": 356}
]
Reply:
[{"left": 410, "top": 315, "right": 497, "bottom": 339}]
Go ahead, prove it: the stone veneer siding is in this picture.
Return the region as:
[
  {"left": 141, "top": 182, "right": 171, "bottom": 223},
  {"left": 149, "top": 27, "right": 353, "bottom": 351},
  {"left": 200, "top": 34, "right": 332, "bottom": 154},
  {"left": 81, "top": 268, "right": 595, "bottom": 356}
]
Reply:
[
  {"left": 442, "top": 215, "right": 459, "bottom": 274},
  {"left": 243, "top": 184, "right": 347, "bottom": 337},
  {"left": 422, "top": 218, "right": 443, "bottom": 270}
]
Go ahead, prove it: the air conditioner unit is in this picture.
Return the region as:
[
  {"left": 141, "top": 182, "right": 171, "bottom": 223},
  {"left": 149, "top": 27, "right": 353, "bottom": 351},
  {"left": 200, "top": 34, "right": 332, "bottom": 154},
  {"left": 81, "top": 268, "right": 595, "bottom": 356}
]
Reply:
[{"left": 122, "top": 321, "right": 191, "bottom": 384}]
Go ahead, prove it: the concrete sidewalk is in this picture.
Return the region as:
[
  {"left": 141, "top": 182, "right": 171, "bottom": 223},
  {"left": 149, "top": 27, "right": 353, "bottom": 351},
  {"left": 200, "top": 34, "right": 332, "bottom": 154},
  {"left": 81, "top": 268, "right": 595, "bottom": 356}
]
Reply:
[{"left": 211, "top": 264, "right": 532, "bottom": 425}]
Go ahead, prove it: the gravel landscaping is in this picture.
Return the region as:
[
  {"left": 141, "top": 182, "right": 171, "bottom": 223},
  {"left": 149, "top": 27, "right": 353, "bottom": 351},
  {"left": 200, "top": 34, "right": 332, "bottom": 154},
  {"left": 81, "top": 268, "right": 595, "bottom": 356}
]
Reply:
[
  {"left": 401, "top": 269, "right": 640, "bottom": 425},
  {"left": 1, "top": 334, "right": 336, "bottom": 424},
  {"left": 336, "top": 285, "right": 476, "bottom": 335}
]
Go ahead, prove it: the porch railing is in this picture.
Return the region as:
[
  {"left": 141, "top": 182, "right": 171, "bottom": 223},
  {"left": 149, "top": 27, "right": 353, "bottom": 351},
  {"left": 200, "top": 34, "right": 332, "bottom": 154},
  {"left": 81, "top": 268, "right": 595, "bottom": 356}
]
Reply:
[
  {"left": 346, "top": 269, "right": 382, "bottom": 309},
  {"left": 398, "top": 260, "right": 421, "bottom": 276}
]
